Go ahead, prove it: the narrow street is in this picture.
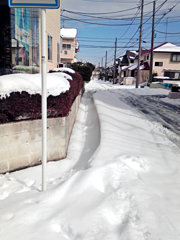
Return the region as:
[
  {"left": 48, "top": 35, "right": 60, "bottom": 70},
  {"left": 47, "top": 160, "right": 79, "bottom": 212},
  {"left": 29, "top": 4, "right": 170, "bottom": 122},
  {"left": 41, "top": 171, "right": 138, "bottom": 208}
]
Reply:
[
  {"left": 124, "top": 94, "right": 180, "bottom": 134},
  {"left": 118, "top": 91, "right": 180, "bottom": 147}
]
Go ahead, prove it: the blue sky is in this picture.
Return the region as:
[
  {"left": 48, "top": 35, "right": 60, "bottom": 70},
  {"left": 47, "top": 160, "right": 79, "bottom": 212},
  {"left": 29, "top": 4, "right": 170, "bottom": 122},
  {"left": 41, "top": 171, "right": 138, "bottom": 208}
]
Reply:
[{"left": 61, "top": 0, "right": 180, "bottom": 67}]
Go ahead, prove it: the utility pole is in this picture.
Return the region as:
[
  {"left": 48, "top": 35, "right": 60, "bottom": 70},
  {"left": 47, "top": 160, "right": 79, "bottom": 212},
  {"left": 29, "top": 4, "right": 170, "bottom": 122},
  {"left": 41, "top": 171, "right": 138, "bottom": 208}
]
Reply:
[
  {"left": 101, "top": 57, "right": 104, "bottom": 68},
  {"left": 105, "top": 50, "right": 107, "bottom": 81},
  {"left": 113, "top": 38, "right": 117, "bottom": 84},
  {"left": 136, "top": 0, "right": 144, "bottom": 88},
  {"left": 149, "top": 0, "right": 156, "bottom": 84}
]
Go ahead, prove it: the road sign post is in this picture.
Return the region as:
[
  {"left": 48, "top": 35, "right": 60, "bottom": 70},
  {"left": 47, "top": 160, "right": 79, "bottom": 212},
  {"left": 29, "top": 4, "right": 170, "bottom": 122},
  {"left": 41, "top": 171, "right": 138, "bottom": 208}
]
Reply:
[
  {"left": 41, "top": 9, "right": 47, "bottom": 192},
  {"left": 9, "top": 0, "right": 60, "bottom": 192}
]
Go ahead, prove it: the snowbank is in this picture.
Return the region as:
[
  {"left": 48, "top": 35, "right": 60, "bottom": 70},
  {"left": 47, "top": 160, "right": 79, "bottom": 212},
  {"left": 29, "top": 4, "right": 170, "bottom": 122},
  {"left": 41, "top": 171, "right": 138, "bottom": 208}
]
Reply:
[
  {"left": 0, "top": 79, "right": 180, "bottom": 240},
  {"left": 0, "top": 73, "right": 71, "bottom": 99}
]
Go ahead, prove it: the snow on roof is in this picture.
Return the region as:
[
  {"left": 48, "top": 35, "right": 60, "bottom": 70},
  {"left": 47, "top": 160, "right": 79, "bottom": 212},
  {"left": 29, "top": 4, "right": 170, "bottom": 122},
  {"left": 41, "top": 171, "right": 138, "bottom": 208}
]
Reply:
[
  {"left": 142, "top": 42, "right": 180, "bottom": 54},
  {"left": 154, "top": 76, "right": 170, "bottom": 79},
  {"left": 130, "top": 50, "right": 138, "bottom": 55},
  {"left": 0, "top": 73, "right": 71, "bottom": 99},
  {"left": 121, "top": 66, "right": 129, "bottom": 70},
  {"left": 154, "top": 42, "right": 180, "bottom": 53},
  {"left": 121, "top": 64, "right": 145, "bottom": 71},
  {"left": 128, "top": 64, "right": 137, "bottom": 70},
  {"left": 60, "top": 28, "right": 77, "bottom": 39},
  {"left": 51, "top": 67, "right": 75, "bottom": 74}
]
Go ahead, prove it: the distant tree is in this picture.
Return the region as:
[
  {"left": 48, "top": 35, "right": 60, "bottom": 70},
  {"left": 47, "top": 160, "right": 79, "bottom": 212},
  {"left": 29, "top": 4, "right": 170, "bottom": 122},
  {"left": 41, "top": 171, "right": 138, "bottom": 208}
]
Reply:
[
  {"left": 86, "top": 62, "right": 95, "bottom": 72},
  {"left": 71, "top": 61, "right": 95, "bottom": 82}
]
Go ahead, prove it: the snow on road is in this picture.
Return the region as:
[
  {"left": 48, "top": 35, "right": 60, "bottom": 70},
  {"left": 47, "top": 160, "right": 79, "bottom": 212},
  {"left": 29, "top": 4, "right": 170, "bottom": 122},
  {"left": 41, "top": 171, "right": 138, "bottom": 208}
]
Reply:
[{"left": 0, "top": 79, "right": 180, "bottom": 240}]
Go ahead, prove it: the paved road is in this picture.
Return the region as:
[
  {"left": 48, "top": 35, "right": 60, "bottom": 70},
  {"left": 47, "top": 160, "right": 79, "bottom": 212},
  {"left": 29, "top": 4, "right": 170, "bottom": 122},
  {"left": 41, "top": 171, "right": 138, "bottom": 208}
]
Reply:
[{"left": 119, "top": 92, "right": 180, "bottom": 147}]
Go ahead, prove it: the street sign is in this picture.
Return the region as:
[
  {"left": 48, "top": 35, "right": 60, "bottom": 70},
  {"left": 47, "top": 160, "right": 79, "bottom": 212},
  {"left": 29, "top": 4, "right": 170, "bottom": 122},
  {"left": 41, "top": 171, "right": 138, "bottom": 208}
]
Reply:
[{"left": 9, "top": 0, "right": 60, "bottom": 9}]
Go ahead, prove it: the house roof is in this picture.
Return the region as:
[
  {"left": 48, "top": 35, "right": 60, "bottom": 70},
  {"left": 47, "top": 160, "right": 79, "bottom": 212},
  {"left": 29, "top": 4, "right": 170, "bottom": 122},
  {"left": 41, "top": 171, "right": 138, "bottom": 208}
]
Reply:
[
  {"left": 142, "top": 42, "right": 180, "bottom": 55},
  {"left": 60, "top": 28, "right": 77, "bottom": 39},
  {"left": 127, "top": 50, "right": 138, "bottom": 60},
  {"left": 121, "top": 62, "right": 149, "bottom": 71}
]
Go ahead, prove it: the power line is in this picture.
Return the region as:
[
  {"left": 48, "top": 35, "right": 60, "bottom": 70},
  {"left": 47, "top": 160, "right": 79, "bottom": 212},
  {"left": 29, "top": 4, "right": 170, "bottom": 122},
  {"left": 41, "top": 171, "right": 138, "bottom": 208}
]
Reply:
[
  {"left": 77, "top": 34, "right": 180, "bottom": 40},
  {"left": 116, "top": 0, "right": 169, "bottom": 56},
  {"left": 156, "top": 30, "right": 180, "bottom": 34},
  {"left": 62, "top": 1, "right": 153, "bottom": 15},
  {"left": 79, "top": 45, "right": 136, "bottom": 48},
  {"left": 61, "top": 15, "right": 144, "bottom": 26}
]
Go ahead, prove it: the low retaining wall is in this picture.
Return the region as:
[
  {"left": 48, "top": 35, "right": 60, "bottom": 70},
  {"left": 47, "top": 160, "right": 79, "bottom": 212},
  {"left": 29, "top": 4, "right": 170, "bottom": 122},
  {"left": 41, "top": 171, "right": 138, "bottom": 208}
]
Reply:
[
  {"left": 123, "top": 77, "right": 136, "bottom": 85},
  {"left": 0, "top": 94, "right": 81, "bottom": 173}
]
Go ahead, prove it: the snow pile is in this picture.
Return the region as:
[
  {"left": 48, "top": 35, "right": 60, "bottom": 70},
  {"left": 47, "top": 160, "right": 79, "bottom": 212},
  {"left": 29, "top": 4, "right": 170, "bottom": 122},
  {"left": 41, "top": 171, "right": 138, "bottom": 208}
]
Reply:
[
  {"left": 0, "top": 72, "right": 71, "bottom": 99},
  {"left": 51, "top": 67, "right": 75, "bottom": 74},
  {"left": 0, "top": 79, "right": 180, "bottom": 239}
]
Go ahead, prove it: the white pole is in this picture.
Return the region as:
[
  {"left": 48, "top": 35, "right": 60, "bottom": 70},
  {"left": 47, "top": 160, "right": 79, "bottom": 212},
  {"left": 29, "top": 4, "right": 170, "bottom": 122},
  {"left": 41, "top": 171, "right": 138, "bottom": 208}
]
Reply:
[{"left": 41, "top": 9, "right": 47, "bottom": 192}]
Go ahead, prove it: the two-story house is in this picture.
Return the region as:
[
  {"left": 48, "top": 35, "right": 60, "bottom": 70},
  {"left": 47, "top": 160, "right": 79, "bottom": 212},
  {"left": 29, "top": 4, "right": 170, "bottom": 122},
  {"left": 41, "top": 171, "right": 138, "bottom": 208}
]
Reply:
[
  {"left": 60, "top": 28, "right": 79, "bottom": 67},
  {"left": 141, "top": 42, "right": 180, "bottom": 80},
  {"left": 119, "top": 50, "right": 149, "bottom": 84}
]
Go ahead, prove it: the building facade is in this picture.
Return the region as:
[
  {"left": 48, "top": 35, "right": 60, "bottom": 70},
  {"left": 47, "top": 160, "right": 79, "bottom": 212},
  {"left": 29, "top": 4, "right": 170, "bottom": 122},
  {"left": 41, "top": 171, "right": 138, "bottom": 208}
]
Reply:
[
  {"left": 141, "top": 42, "right": 180, "bottom": 80},
  {"left": 60, "top": 28, "right": 79, "bottom": 67},
  {"left": 0, "top": 0, "right": 60, "bottom": 75}
]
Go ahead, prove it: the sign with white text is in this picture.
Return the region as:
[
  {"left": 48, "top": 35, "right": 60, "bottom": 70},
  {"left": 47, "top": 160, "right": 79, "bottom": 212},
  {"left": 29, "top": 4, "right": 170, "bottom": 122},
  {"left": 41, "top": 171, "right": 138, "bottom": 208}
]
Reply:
[{"left": 9, "top": 0, "right": 60, "bottom": 9}]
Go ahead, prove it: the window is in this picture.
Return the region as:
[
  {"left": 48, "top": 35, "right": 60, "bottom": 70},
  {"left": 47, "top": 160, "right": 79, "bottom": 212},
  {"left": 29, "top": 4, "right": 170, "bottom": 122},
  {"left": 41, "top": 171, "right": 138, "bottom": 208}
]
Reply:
[
  {"left": 175, "top": 72, "right": 180, "bottom": 79},
  {"left": 67, "top": 44, "right": 71, "bottom": 50},
  {"left": 171, "top": 53, "right": 180, "bottom": 62},
  {"left": 164, "top": 71, "right": 180, "bottom": 79},
  {"left": 10, "top": 8, "right": 40, "bottom": 73},
  {"left": 62, "top": 44, "right": 71, "bottom": 50},
  {"left": 64, "top": 50, "right": 67, "bottom": 55},
  {"left": 155, "top": 62, "right": 163, "bottom": 66},
  {"left": 147, "top": 54, "right": 149, "bottom": 60},
  {"left": 130, "top": 59, "right": 134, "bottom": 63},
  {"left": 48, "top": 35, "right": 52, "bottom": 61}
]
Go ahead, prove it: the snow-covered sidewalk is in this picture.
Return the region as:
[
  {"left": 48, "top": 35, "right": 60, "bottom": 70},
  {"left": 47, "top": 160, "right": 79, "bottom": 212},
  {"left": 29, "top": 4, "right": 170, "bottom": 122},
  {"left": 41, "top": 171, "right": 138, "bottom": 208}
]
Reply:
[{"left": 0, "top": 79, "right": 180, "bottom": 240}]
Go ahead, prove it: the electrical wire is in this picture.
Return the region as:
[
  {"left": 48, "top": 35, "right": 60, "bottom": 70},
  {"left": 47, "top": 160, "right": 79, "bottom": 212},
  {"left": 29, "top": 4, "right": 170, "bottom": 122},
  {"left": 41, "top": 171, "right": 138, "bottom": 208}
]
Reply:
[
  {"left": 156, "top": 30, "right": 180, "bottom": 34},
  {"left": 62, "top": 1, "right": 153, "bottom": 15}
]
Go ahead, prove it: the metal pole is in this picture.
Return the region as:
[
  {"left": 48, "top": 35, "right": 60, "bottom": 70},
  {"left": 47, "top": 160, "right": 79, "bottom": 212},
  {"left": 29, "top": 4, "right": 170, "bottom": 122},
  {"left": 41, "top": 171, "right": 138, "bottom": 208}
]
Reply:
[
  {"left": 136, "top": 0, "right": 144, "bottom": 88},
  {"left": 41, "top": 9, "right": 47, "bottom": 192},
  {"left": 105, "top": 50, "right": 107, "bottom": 81},
  {"left": 113, "top": 38, "right": 117, "bottom": 84},
  {"left": 149, "top": 0, "right": 156, "bottom": 84}
]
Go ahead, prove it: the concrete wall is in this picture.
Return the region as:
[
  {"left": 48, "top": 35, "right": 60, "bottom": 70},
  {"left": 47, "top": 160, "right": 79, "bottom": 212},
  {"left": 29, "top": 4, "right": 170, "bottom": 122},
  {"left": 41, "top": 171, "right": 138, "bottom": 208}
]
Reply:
[
  {"left": 0, "top": 94, "right": 81, "bottom": 174},
  {"left": 123, "top": 77, "right": 136, "bottom": 85}
]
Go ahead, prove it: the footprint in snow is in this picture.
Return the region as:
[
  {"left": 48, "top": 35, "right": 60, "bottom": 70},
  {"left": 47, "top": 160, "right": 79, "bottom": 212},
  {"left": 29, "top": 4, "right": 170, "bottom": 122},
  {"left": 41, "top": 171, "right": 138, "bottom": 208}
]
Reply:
[
  {"left": 118, "top": 155, "right": 149, "bottom": 172},
  {"left": 0, "top": 192, "right": 9, "bottom": 200}
]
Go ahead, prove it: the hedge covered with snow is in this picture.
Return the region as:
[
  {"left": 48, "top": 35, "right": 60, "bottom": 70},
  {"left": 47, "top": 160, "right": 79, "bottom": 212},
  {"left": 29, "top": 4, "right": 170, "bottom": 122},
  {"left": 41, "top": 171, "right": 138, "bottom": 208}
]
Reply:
[{"left": 0, "top": 70, "right": 82, "bottom": 124}]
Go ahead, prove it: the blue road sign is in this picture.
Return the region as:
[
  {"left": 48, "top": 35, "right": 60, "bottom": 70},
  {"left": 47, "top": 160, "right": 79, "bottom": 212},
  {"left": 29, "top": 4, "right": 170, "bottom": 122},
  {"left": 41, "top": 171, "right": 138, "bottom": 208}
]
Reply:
[{"left": 9, "top": 0, "right": 60, "bottom": 9}]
